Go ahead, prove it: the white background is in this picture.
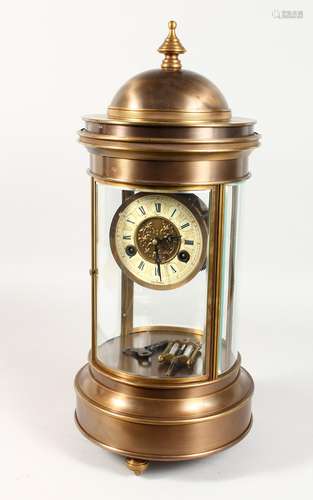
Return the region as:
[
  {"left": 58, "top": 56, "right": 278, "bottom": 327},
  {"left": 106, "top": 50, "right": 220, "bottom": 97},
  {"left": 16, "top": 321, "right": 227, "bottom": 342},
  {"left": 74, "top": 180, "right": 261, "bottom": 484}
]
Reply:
[{"left": 1, "top": 0, "right": 313, "bottom": 499}]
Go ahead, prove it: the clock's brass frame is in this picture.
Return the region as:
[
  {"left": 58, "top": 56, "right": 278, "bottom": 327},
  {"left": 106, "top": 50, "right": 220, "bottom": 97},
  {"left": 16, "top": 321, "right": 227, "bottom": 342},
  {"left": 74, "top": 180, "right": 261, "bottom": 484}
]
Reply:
[
  {"left": 109, "top": 192, "right": 208, "bottom": 290},
  {"left": 75, "top": 20, "right": 260, "bottom": 474}
]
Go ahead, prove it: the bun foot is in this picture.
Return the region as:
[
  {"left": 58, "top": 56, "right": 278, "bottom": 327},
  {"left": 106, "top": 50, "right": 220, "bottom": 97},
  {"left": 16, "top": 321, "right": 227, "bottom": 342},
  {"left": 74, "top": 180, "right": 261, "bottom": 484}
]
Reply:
[{"left": 126, "top": 457, "right": 150, "bottom": 475}]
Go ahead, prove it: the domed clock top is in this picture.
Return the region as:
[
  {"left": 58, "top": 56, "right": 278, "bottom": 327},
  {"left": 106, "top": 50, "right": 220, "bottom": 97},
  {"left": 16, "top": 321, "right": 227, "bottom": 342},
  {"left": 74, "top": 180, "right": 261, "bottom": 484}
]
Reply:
[{"left": 107, "top": 20, "right": 231, "bottom": 123}]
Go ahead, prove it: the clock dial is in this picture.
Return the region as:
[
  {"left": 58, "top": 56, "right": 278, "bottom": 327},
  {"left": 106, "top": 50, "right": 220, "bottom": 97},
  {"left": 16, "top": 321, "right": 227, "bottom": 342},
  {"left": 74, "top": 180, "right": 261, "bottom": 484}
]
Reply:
[{"left": 110, "top": 193, "right": 207, "bottom": 290}]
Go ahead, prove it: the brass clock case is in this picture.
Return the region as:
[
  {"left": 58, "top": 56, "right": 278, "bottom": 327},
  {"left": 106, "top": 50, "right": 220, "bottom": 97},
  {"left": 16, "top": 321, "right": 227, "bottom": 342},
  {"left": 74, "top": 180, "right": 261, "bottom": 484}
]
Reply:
[
  {"left": 109, "top": 192, "right": 208, "bottom": 290},
  {"left": 76, "top": 20, "right": 260, "bottom": 473}
]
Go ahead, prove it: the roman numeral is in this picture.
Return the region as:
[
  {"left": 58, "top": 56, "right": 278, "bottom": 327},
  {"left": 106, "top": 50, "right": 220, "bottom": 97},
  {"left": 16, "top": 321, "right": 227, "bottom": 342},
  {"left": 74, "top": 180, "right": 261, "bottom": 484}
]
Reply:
[
  {"left": 184, "top": 239, "right": 194, "bottom": 245},
  {"left": 155, "top": 266, "right": 160, "bottom": 276},
  {"left": 127, "top": 219, "right": 135, "bottom": 224},
  {"left": 170, "top": 209, "right": 177, "bottom": 217},
  {"left": 123, "top": 235, "right": 131, "bottom": 240},
  {"left": 170, "top": 265, "right": 177, "bottom": 273},
  {"left": 138, "top": 206, "right": 146, "bottom": 215},
  {"left": 180, "top": 222, "right": 190, "bottom": 230},
  {"left": 155, "top": 202, "right": 161, "bottom": 213},
  {"left": 138, "top": 261, "right": 145, "bottom": 271}
]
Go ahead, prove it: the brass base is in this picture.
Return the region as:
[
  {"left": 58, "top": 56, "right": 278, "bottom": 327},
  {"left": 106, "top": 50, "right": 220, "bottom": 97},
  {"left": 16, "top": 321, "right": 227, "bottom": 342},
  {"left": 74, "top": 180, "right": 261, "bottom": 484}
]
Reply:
[{"left": 74, "top": 359, "right": 254, "bottom": 468}]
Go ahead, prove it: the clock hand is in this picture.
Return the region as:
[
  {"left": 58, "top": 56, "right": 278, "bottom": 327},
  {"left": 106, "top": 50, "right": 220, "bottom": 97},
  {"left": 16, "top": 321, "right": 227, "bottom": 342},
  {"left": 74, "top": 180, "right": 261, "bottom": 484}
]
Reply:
[
  {"left": 152, "top": 238, "right": 162, "bottom": 282},
  {"left": 160, "top": 234, "right": 181, "bottom": 243},
  {"left": 156, "top": 245, "right": 162, "bottom": 282}
]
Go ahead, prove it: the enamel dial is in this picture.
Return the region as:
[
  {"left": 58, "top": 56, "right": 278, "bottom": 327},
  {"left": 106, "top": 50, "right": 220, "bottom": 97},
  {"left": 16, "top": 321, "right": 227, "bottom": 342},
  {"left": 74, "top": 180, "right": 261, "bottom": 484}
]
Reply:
[{"left": 110, "top": 193, "right": 207, "bottom": 290}]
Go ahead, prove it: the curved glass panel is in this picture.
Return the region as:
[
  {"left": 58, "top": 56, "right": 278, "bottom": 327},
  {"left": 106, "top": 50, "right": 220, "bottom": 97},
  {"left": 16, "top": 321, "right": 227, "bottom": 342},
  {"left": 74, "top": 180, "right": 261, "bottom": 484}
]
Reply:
[
  {"left": 217, "top": 184, "right": 241, "bottom": 374},
  {"left": 93, "top": 182, "right": 242, "bottom": 380}
]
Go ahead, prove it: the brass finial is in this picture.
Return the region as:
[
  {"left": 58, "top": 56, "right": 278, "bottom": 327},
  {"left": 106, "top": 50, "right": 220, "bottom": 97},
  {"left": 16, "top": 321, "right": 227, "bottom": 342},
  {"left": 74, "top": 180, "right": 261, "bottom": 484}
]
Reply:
[{"left": 158, "top": 20, "right": 186, "bottom": 71}]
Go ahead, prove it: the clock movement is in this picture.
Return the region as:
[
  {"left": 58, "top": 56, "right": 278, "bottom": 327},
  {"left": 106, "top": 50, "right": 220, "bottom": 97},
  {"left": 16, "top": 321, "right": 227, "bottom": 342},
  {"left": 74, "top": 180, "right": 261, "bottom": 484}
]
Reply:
[{"left": 75, "top": 21, "right": 260, "bottom": 475}]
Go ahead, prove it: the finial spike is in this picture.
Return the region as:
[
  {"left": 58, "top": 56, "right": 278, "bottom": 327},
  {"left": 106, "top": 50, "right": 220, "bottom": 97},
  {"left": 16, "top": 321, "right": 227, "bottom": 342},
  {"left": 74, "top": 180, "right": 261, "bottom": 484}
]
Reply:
[
  {"left": 168, "top": 20, "right": 177, "bottom": 32},
  {"left": 158, "top": 20, "right": 186, "bottom": 71}
]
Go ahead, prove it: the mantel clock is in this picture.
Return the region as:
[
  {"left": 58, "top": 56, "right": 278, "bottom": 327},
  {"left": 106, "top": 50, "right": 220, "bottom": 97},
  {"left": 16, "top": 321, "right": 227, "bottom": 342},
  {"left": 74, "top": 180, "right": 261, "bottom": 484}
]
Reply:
[{"left": 74, "top": 21, "right": 260, "bottom": 475}]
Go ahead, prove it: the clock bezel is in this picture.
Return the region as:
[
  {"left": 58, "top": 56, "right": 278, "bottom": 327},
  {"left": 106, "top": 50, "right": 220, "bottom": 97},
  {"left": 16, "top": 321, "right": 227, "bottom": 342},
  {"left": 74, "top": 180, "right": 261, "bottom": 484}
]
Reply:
[{"left": 109, "top": 192, "right": 208, "bottom": 290}]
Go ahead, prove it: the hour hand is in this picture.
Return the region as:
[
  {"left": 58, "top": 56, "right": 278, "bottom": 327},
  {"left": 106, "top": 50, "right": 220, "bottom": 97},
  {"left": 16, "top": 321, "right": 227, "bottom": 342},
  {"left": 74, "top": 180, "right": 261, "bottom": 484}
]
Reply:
[{"left": 164, "top": 234, "right": 181, "bottom": 242}]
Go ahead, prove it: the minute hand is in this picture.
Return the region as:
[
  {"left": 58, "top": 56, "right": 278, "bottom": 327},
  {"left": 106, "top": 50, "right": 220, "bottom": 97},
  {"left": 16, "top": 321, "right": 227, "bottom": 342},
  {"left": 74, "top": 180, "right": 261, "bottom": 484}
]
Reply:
[{"left": 155, "top": 244, "right": 162, "bottom": 282}]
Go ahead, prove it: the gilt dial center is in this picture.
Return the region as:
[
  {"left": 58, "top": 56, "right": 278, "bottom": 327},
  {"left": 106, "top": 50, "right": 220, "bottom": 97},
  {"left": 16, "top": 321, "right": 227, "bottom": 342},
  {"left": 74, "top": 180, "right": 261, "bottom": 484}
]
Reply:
[{"left": 136, "top": 217, "right": 181, "bottom": 264}]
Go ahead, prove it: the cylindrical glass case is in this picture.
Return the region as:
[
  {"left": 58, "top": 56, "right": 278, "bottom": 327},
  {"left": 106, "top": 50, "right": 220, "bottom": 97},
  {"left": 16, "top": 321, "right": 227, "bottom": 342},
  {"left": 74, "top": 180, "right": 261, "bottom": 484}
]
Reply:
[{"left": 74, "top": 21, "right": 260, "bottom": 475}]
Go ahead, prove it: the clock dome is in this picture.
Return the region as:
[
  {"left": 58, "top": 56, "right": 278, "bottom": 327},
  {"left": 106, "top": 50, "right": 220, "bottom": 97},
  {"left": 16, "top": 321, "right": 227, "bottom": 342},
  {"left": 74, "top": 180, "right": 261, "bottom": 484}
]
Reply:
[
  {"left": 79, "top": 20, "right": 260, "bottom": 188},
  {"left": 107, "top": 21, "right": 231, "bottom": 124}
]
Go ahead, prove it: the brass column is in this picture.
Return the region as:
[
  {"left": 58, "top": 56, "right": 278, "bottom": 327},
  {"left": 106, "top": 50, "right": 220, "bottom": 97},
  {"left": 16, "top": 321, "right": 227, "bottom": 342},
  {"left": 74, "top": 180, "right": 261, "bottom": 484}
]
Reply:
[
  {"left": 121, "top": 190, "right": 134, "bottom": 336},
  {"left": 205, "top": 184, "right": 225, "bottom": 379},
  {"left": 90, "top": 177, "right": 98, "bottom": 362},
  {"left": 225, "top": 185, "right": 239, "bottom": 368}
]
